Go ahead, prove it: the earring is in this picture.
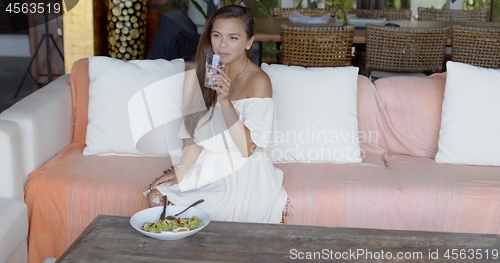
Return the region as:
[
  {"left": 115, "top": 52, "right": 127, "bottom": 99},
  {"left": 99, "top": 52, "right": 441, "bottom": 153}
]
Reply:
[{"left": 246, "top": 46, "right": 250, "bottom": 50}]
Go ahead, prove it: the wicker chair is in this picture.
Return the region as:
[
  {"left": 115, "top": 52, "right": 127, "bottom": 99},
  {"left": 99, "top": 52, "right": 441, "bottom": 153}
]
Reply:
[
  {"left": 273, "top": 7, "right": 336, "bottom": 63},
  {"left": 418, "top": 8, "right": 487, "bottom": 71},
  {"left": 279, "top": 24, "right": 355, "bottom": 67},
  {"left": 273, "top": 8, "right": 336, "bottom": 18},
  {"left": 343, "top": 9, "right": 412, "bottom": 20},
  {"left": 451, "top": 25, "right": 500, "bottom": 69},
  {"left": 365, "top": 24, "right": 449, "bottom": 79},
  {"left": 417, "top": 7, "right": 487, "bottom": 22}
]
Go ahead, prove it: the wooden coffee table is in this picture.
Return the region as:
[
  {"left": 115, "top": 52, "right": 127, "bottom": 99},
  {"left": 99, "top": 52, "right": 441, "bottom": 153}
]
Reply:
[{"left": 57, "top": 215, "right": 500, "bottom": 262}]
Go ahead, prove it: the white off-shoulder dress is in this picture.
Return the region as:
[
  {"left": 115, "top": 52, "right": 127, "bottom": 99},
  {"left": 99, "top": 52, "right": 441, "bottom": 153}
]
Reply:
[{"left": 156, "top": 97, "right": 288, "bottom": 223}]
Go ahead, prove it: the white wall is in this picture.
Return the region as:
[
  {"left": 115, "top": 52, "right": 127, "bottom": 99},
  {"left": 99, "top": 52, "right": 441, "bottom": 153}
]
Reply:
[
  {"left": 0, "top": 35, "right": 30, "bottom": 57},
  {"left": 447, "top": 0, "right": 463, "bottom": 9},
  {"left": 187, "top": 0, "right": 208, "bottom": 33},
  {"left": 282, "top": 0, "right": 295, "bottom": 8},
  {"left": 289, "top": 0, "right": 326, "bottom": 8}
]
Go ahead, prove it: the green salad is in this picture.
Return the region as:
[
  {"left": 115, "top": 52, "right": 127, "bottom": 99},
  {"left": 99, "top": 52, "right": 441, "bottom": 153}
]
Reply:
[{"left": 142, "top": 216, "right": 202, "bottom": 233}]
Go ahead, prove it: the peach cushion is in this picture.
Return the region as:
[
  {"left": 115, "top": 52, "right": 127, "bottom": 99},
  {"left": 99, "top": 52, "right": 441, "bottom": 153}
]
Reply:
[
  {"left": 69, "top": 58, "right": 90, "bottom": 145},
  {"left": 356, "top": 74, "right": 388, "bottom": 158},
  {"left": 372, "top": 73, "right": 446, "bottom": 159}
]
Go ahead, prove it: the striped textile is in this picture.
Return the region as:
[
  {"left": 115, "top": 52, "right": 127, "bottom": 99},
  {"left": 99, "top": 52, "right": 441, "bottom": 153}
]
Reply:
[
  {"left": 279, "top": 155, "right": 500, "bottom": 233},
  {"left": 23, "top": 60, "right": 500, "bottom": 263},
  {"left": 25, "top": 146, "right": 500, "bottom": 263},
  {"left": 24, "top": 143, "right": 171, "bottom": 263},
  {"left": 373, "top": 73, "right": 447, "bottom": 158}
]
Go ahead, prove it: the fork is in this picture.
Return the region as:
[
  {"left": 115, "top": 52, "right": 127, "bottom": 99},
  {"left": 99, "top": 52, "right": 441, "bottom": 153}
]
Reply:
[
  {"left": 165, "top": 199, "right": 205, "bottom": 220},
  {"left": 159, "top": 195, "right": 167, "bottom": 220}
]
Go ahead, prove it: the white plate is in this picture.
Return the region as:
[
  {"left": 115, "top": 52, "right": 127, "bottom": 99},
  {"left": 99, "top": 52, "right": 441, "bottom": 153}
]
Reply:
[{"left": 130, "top": 206, "right": 211, "bottom": 240}]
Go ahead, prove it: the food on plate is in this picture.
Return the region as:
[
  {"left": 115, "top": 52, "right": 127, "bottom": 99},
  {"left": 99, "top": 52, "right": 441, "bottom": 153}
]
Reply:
[
  {"left": 173, "top": 227, "right": 189, "bottom": 233},
  {"left": 142, "top": 216, "right": 202, "bottom": 233}
]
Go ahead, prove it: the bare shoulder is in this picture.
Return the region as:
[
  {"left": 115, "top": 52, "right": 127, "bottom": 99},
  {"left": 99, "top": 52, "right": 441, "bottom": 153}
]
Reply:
[{"left": 247, "top": 66, "right": 272, "bottom": 98}]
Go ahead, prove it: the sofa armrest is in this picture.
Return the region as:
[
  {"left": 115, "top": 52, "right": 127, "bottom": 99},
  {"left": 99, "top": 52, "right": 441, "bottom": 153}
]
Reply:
[
  {"left": 0, "top": 198, "right": 28, "bottom": 263},
  {"left": 0, "top": 120, "right": 23, "bottom": 201},
  {"left": 0, "top": 75, "right": 72, "bottom": 184}
]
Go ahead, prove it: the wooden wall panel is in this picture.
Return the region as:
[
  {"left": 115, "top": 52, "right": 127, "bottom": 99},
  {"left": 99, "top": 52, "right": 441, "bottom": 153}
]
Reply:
[
  {"left": 62, "top": 0, "right": 167, "bottom": 73},
  {"left": 93, "top": 0, "right": 108, "bottom": 56},
  {"left": 63, "top": 0, "right": 94, "bottom": 74},
  {"left": 146, "top": 6, "right": 161, "bottom": 57}
]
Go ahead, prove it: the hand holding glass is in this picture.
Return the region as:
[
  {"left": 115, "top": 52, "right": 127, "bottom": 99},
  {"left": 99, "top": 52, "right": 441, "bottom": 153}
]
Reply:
[{"left": 204, "top": 54, "right": 226, "bottom": 88}]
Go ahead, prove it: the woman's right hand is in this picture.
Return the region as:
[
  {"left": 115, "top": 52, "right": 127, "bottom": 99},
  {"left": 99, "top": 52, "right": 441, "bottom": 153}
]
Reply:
[{"left": 149, "top": 168, "right": 184, "bottom": 189}]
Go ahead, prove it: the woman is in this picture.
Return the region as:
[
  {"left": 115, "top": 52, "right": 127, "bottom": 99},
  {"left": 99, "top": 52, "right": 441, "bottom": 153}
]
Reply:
[{"left": 146, "top": 5, "right": 289, "bottom": 224}]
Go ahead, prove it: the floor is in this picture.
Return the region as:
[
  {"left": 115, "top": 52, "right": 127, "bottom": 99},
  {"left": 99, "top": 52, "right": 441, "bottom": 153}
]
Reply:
[{"left": 0, "top": 56, "right": 33, "bottom": 113}]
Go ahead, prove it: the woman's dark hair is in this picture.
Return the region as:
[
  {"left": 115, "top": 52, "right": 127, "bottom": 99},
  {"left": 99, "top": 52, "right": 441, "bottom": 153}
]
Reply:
[{"left": 184, "top": 5, "right": 255, "bottom": 137}]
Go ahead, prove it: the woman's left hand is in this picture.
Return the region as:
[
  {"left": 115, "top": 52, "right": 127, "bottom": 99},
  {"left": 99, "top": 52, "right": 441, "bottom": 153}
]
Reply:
[{"left": 209, "top": 66, "right": 231, "bottom": 105}]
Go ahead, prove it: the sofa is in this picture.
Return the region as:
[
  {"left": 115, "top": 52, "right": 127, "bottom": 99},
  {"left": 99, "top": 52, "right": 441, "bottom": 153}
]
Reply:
[
  {"left": 1, "top": 57, "right": 500, "bottom": 263},
  {"left": 0, "top": 120, "right": 28, "bottom": 263}
]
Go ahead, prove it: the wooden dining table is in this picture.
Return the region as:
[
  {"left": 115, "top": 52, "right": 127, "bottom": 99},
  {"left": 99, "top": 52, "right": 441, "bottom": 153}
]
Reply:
[
  {"left": 254, "top": 18, "right": 500, "bottom": 46},
  {"left": 58, "top": 215, "right": 500, "bottom": 263}
]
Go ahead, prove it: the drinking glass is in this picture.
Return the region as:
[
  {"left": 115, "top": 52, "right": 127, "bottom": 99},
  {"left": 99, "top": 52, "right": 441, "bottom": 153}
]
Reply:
[{"left": 204, "top": 54, "right": 226, "bottom": 88}]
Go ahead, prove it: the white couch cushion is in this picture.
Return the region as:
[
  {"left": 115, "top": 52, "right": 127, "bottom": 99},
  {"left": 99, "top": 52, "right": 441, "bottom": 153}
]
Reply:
[
  {"left": 6, "top": 239, "right": 27, "bottom": 263},
  {"left": 261, "top": 63, "right": 361, "bottom": 163},
  {"left": 0, "top": 121, "right": 23, "bottom": 201},
  {"left": 0, "top": 75, "right": 73, "bottom": 183},
  {"left": 84, "top": 56, "right": 185, "bottom": 156},
  {"left": 0, "top": 198, "right": 28, "bottom": 263},
  {"left": 435, "top": 61, "right": 500, "bottom": 166}
]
